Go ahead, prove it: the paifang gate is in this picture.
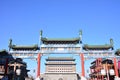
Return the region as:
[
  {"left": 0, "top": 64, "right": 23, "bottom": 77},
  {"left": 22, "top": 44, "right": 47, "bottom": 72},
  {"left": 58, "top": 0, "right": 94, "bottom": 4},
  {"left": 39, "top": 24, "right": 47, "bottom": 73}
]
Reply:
[{"left": 8, "top": 30, "right": 120, "bottom": 79}]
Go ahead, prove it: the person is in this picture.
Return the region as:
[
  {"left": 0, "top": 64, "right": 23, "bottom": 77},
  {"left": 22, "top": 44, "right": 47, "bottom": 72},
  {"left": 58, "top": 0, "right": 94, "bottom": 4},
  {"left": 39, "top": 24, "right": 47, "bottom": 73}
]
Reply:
[
  {"left": 1, "top": 75, "right": 8, "bottom": 80},
  {"left": 35, "top": 77, "right": 40, "bottom": 80},
  {"left": 80, "top": 76, "right": 87, "bottom": 80},
  {"left": 114, "top": 76, "right": 120, "bottom": 80}
]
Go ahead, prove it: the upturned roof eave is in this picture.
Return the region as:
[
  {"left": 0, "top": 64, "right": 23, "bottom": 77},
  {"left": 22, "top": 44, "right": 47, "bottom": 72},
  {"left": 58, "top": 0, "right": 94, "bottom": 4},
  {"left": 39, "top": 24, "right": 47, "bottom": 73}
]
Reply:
[
  {"left": 41, "top": 37, "right": 80, "bottom": 42},
  {"left": 0, "top": 49, "right": 8, "bottom": 55},
  {"left": 83, "top": 44, "right": 113, "bottom": 50},
  {"left": 11, "top": 44, "right": 39, "bottom": 50},
  {"left": 115, "top": 49, "right": 120, "bottom": 55},
  {"left": 0, "top": 49, "right": 7, "bottom": 53}
]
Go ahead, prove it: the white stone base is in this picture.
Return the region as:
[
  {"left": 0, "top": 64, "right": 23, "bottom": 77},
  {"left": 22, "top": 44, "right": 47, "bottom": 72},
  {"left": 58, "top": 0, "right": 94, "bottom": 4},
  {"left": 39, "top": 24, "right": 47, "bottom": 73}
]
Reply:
[{"left": 43, "top": 73, "right": 78, "bottom": 80}]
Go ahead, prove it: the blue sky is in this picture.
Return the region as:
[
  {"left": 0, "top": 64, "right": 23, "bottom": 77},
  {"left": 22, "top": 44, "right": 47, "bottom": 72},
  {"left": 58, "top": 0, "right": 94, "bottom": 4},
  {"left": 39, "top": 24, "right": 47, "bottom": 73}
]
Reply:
[{"left": 0, "top": 0, "right": 120, "bottom": 77}]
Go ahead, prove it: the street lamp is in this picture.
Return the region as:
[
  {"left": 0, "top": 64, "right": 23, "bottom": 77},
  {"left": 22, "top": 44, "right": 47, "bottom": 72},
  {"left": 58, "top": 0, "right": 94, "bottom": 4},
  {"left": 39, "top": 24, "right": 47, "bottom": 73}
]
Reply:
[
  {"left": 109, "top": 69, "right": 115, "bottom": 76},
  {"left": 101, "top": 69, "right": 115, "bottom": 79},
  {"left": 101, "top": 69, "right": 106, "bottom": 75},
  {"left": 16, "top": 69, "right": 21, "bottom": 80}
]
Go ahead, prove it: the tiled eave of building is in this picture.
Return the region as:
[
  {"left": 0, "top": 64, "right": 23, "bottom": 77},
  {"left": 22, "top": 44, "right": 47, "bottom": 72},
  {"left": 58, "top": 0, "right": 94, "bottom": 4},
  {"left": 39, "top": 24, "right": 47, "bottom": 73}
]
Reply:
[
  {"left": 45, "top": 63, "right": 76, "bottom": 65},
  {"left": 0, "top": 49, "right": 12, "bottom": 58},
  {"left": 10, "top": 44, "right": 39, "bottom": 50},
  {"left": 83, "top": 44, "right": 113, "bottom": 50},
  {"left": 41, "top": 37, "right": 80, "bottom": 44},
  {"left": 115, "top": 49, "right": 120, "bottom": 56},
  {"left": 89, "top": 73, "right": 104, "bottom": 77},
  {"left": 91, "top": 60, "right": 96, "bottom": 64},
  {"left": 9, "top": 61, "right": 26, "bottom": 65},
  {"left": 90, "top": 64, "right": 96, "bottom": 69},
  {"left": 46, "top": 58, "right": 75, "bottom": 61},
  {"left": 102, "top": 59, "right": 113, "bottom": 64}
]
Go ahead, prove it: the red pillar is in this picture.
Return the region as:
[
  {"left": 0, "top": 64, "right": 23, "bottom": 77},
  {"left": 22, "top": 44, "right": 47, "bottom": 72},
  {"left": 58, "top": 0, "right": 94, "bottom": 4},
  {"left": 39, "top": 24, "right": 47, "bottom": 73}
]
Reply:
[
  {"left": 102, "top": 75, "right": 104, "bottom": 80},
  {"left": 114, "top": 58, "right": 119, "bottom": 77},
  {"left": 5, "top": 58, "right": 8, "bottom": 75},
  {"left": 37, "top": 53, "right": 41, "bottom": 77},
  {"left": 80, "top": 53, "right": 85, "bottom": 77}
]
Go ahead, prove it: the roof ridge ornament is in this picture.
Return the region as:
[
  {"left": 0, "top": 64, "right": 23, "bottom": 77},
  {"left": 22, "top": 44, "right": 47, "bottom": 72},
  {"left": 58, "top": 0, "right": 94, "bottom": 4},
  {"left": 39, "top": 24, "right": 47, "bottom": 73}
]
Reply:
[
  {"left": 9, "top": 38, "right": 12, "bottom": 51},
  {"left": 39, "top": 30, "right": 43, "bottom": 45},
  {"left": 110, "top": 38, "right": 113, "bottom": 46},
  {"left": 79, "top": 30, "right": 82, "bottom": 43},
  {"left": 40, "top": 30, "right": 43, "bottom": 37},
  {"left": 110, "top": 38, "right": 114, "bottom": 50}
]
